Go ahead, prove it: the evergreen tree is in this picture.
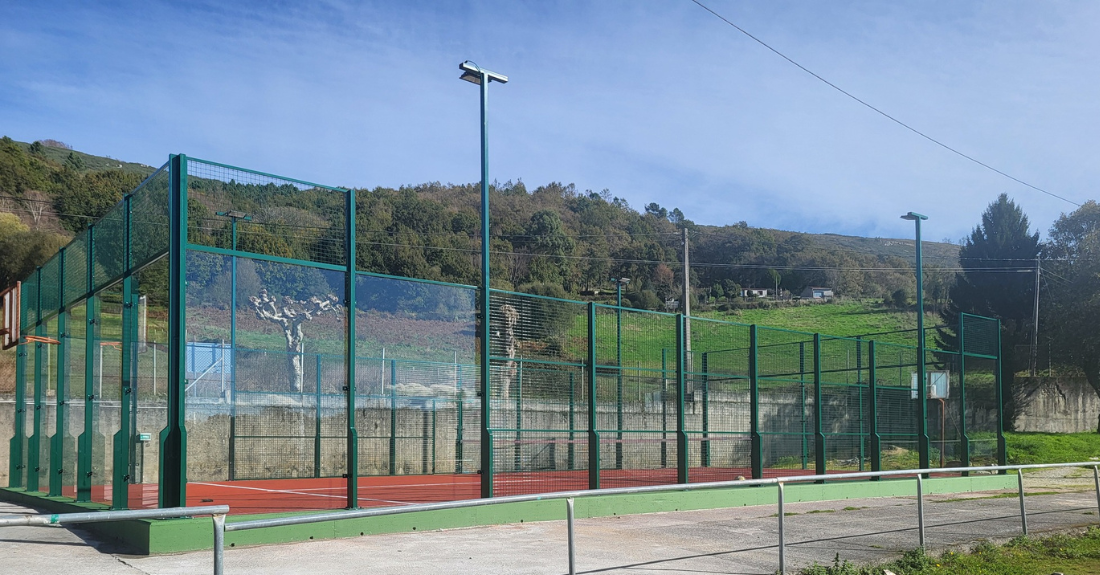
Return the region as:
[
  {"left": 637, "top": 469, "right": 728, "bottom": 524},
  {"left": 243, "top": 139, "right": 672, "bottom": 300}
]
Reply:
[
  {"left": 1044, "top": 201, "right": 1100, "bottom": 431},
  {"left": 939, "top": 194, "right": 1039, "bottom": 429}
]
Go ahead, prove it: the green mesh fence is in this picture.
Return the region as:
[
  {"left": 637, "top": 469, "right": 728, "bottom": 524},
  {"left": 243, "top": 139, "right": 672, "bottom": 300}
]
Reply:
[
  {"left": 5, "top": 154, "right": 1007, "bottom": 514},
  {"left": 687, "top": 318, "right": 752, "bottom": 483},
  {"left": 92, "top": 202, "right": 126, "bottom": 292},
  {"left": 130, "top": 166, "right": 171, "bottom": 270},
  {"left": 819, "top": 336, "right": 870, "bottom": 471},
  {"left": 186, "top": 159, "right": 347, "bottom": 267},
  {"left": 489, "top": 290, "right": 589, "bottom": 495},
  {"left": 874, "top": 342, "right": 919, "bottom": 470},
  {"left": 63, "top": 230, "right": 89, "bottom": 306},
  {"left": 757, "top": 327, "right": 815, "bottom": 476},
  {"left": 593, "top": 305, "right": 677, "bottom": 488}
]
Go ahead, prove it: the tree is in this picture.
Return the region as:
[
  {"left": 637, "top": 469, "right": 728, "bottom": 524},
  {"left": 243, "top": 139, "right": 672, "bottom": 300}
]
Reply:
[
  {"left": 939, "top": 194, "right": 1039, "bottom": 429},
  {"left": 249, "top": 289, "right": 340, "bottom": 392},
  {"left": 1044, "top": 201, "right": 1100, "bottom": 431}
]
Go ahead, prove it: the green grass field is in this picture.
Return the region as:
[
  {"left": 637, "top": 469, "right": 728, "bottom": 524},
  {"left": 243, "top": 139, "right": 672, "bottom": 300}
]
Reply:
[{"left": 798, "top": 530, "right": 1100, "bottom": 575}]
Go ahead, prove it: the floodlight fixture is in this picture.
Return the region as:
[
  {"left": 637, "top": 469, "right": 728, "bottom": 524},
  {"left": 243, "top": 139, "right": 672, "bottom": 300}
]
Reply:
[
  {"left": 459, "top": 61, "right": 509, "bottom": 85},
  {"left": 900, "top": 212, "right": 928, "bottom": 221}
]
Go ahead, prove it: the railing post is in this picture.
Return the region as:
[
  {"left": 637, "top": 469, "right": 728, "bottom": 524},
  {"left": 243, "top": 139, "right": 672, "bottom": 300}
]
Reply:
[
  {"left": 813, "top": 334, "right": 825, "bottom": 480},
  {"left": 1093, "top": 465, "right": 1100, "bottom": 520},
  {"left": 676, "top": 314, "right": 688, "bottom": 484},
  {"left": 916, "top": 474, "right": 925, "bottom": 547},
  {"left": 587, "top": 303, "right": 599, "bottom": 489},
  {"left": 1017, "top": 468, "right": 1028, "bottom": 535},
  {"left": 777, "top": 481, "right": 786, "bottom": 574},
  {"left": 213, "top": 512, "right": 226, "bottom": 575},
  {"left": 750, "top": 325, "right": 761, "bottom": 479},
  {"left": 868, "top": 342, "right": 880, "bottom": 479},
  {"left": 567, "top": 497, "right": 576, "bottom": 575}
]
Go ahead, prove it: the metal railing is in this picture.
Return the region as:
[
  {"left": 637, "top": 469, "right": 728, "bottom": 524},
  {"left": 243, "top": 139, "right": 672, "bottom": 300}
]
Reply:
[
  {"left": 0, "top": 505, "right": 230, "bottom": 570},
  {"left": 212, "top": 461, "right": 1100, "bottom": 575}
]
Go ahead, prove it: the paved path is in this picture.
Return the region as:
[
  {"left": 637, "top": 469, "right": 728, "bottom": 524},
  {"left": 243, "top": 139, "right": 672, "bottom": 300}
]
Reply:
[{"left": 3, "top": 476, "right": 1099, "bottom": 575}]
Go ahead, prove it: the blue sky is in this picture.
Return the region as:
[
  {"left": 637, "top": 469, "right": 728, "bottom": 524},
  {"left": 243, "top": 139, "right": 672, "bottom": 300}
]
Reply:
[{"left": 1, "top": 1, "right": 1096, "bottom": 243}]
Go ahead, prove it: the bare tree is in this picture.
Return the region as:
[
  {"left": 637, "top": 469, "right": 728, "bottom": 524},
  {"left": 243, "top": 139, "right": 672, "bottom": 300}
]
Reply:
[
  {"left": 249, "top": 289, "right": 340, "bottom": 392},
  {"left": 23, "top": 190, "right": 48, "bottom": 228}
]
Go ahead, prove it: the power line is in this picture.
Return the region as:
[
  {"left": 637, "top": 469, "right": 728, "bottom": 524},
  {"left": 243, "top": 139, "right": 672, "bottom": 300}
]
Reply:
[{"left": 688, "top": 0, "right": 1081, "bottom": 208}]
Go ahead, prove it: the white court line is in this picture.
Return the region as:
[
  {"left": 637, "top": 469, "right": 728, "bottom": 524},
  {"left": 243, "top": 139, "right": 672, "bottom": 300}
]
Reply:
[{"left": 191, "top": 482, "right": 413, "bottom": 506}]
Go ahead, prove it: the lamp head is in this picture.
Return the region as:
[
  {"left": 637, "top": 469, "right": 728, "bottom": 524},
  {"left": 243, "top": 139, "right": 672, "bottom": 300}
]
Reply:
[
  {"left": 610, "top": 277, "right": 631, "bottom": 286},
  {"left": 218, "top": 210, "right": 252, "bottom": 220},
  {"left": 459, "top": 61, "right": 509, "bottom": 85},
  {"left": 900, "top": 212, "right": 928, "bottom": 221}
]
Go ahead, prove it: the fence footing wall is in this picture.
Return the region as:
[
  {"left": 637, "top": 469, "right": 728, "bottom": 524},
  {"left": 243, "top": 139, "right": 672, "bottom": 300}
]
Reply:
[{"left": 3, "top": 474, "right": 1018, "bottom": 554}]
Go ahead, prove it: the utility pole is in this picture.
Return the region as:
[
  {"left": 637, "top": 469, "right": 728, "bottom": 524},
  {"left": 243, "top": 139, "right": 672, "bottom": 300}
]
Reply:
[
  {"left": 1031, "top": 256, "right": 1040, "bottom": 377},
  {"left": 682, "top": 227, "right": 691, "bottom": 371}
]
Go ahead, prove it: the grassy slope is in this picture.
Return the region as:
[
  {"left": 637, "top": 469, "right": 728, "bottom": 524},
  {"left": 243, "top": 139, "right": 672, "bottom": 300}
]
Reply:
[
  {"left": 12, "top": 139, "right": 157, "bottom": 176},
  {"left": 700, "top": 301, "right": 939, "bottom": 345}
]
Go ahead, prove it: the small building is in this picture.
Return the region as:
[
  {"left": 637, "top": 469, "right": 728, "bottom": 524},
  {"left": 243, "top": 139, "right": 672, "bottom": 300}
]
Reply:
[
  {"left": 801, "top": 286, "right": 834, "bottom": 300},
  {"left": 741, "top": 288, "right": 769, "bottom": 298}
]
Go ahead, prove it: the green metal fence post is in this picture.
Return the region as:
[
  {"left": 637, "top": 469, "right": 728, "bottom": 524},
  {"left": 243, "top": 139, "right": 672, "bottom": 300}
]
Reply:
[
  {"left": 676, "top": 314, "right": 688, "bottom": 484},
  {"left": 49, "top": 249, "right": 68, "bottom": 497},
  {"left": 857, "top": 337, "right": 865, "bottom": 472},
  {"left": 77, "top": 226, "right": 95, "bottom": 503},
  {"left": 995, "top": 319, "right": 1007, "bottom": 467},
  {"left": 455, "top": 390, "right": 464, "bottom": 474},
  {"left": 814, "top": 333, "right": 825, "bottom": 480},
  {"left": 390, "top": 359, "right": 397, "bottom": 476},
  {"left": 10, "top": 337, "right": 26, "bottom": 488},
  {"left": 701, "top": 351, "right": 709, "bottom": 468},
  {"left": 114, "top": 274, "right": 135, "bottom": 509},
  {"left": 958, "top": 316, "right": 970, "bottom": 473},
  {"left": 515, "top": 360, "right": 522, "bottom": 471},
  {"left": 660, "top": 348, "right": 668, "bottom": 469},
  {"left": 345, "top": 186, "right": 359, "bottom": 508},
  {"left": 869, "top": 341, "right": 880, "bottom": 479},
  {"left": 27, "top": 268, "right": 43, "bottom": 493},
  {"left": 78, "top": 293, "right": 97, "bottom": 502},
  {"left": 749, "top": 325, "right": 761, "bottom": 479},
  {"left": 314, "top": 353, "right": 322, "bottom": 478},
  {"left": 587, "top": 303, "right": 599, "bottom": 490},
  {"left": 799, "top": 341, "right": 807, "bottom": 470},
  {"left": 568, "top": 372, "right": 576, "bottom": 471},
  {"left": 480, "top": 294, "right": 493, "bottom": 498},
  {"left": 160, "top": 154, "right": 188, "bottom": 509}
]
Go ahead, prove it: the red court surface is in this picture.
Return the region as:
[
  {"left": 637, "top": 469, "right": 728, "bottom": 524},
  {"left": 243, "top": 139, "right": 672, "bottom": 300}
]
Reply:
[
  {"left": 173, "top": 466, "right": 939, "bottom": 515},
  {"left": 50, "top": 466, "right": 959, "bottom": 516}
]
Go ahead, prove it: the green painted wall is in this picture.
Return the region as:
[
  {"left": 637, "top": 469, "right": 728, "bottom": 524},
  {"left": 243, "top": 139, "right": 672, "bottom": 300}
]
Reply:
[{"left": 2, "top": 474, "right": 1019, "bottom": 554}]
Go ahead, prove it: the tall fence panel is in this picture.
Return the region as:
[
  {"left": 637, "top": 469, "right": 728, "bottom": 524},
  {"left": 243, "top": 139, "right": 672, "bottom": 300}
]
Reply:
[{"left": 3, "top": 155, "right": 1007, "bottom": 517}]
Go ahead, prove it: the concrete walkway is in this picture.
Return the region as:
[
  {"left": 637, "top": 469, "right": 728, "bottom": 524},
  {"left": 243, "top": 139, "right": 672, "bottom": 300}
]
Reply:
[{"left": 3, "top": 475, "right": 1099, "bottom": 575}]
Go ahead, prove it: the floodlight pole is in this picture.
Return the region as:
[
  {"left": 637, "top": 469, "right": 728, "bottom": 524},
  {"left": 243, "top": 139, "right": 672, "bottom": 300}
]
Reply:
[
  {"left": 902, "top": 211, "right": 930, "bottom": 472},
  {"left": 460, "top": 60, "right": 508, "bottom": 499}
]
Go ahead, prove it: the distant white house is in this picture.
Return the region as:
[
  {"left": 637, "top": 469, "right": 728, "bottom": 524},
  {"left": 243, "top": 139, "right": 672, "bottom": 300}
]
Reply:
[
  {"left": 801, "top": 286, "right": 834, "bottom": 300},
  {"left": 741, "top": 288, "right": 769, "bottom": 298}
]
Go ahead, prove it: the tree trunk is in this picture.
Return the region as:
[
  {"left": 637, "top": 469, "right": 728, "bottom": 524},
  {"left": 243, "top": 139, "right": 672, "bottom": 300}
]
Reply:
[{"left": 285, "top": 323, "right": 306, "bottom": 392}]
